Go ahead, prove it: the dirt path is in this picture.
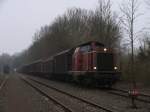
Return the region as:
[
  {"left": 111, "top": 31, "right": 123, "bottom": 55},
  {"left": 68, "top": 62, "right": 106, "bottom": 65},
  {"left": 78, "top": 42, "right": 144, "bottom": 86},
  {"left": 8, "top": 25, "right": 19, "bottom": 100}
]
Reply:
[{"left": 0, "top": 74, "right": 53, "bottom": 112}]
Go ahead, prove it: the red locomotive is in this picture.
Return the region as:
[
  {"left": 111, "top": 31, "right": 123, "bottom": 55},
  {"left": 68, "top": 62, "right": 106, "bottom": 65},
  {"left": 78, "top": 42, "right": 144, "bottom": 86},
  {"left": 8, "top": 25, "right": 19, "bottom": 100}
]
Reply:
[{"left": 19, "top": 41, "right": 120, "bottom": 87}]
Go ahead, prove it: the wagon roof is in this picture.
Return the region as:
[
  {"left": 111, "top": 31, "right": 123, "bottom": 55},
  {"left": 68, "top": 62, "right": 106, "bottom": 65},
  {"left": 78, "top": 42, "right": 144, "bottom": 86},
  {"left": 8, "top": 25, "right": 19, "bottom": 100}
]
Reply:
[
  {"left": 24, "top": 59, "right": 43, "bottom": 66},
  {"left": 53, "top": 49, "right": 72, "bottom": 56},
  {"left": 21, "top": 41, "right": 105, "bottom": 67},
  {"left": 44, "top": 57, "right": 53, "bottom": 62}
]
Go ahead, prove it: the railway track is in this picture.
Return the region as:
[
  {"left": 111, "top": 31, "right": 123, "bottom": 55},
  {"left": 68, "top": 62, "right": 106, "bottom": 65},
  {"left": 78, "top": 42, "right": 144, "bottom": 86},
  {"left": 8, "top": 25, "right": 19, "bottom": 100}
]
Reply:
[
  {"left": 0, "top": 75, "right": 8, "bottom": 91},
  {"left": 107, "top": 88, "right": 150, "bottom": 104},
  {"left": 20, "top": 75, "right": 118, "bottom": 112},
  {"left": 20, "top": 76, "right": 73, "bottom": 112}
]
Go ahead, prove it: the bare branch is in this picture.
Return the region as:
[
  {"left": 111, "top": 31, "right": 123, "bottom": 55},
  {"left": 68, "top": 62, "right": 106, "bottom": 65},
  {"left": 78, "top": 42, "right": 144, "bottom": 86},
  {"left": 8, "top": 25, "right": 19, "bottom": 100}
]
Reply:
[{"left": 120, "top": 0, "right": 143, "bottom": 89}]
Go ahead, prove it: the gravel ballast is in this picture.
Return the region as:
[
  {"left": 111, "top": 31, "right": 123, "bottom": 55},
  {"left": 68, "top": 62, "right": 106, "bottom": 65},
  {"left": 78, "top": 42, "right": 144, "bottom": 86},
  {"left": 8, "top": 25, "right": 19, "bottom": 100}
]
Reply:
[
  {"left": 0, "top": 73, "right": 149, "bottom": 112},
  {"left": 27, "top": 74, "right": 150, "bottom": 112},
  {"left": 0, "top": 74, "right": 67, "bottom": 112}
]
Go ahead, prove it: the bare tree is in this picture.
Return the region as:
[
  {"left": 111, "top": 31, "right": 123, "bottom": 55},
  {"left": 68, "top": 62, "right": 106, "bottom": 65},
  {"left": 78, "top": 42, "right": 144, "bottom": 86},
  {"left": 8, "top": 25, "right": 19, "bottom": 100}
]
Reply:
[
  {"left": 13, "top": 0, "right": 121, "bottom": 66},
  {"left": 145, "top": 0, "right": 150, "bottom": 7},
  {"left": 120, "top": 0, "right": 141, "bottom": 108},
  {"left": 89, "top": 0, "right": 121, "bottom": 48}
]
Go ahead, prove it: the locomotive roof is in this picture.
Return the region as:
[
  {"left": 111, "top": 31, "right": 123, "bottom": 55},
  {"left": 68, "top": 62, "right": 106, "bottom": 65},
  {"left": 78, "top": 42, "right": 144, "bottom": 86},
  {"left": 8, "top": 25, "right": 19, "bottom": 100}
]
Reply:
[{"left": 77, "top": 41, "right": 105, "bottom": 47}]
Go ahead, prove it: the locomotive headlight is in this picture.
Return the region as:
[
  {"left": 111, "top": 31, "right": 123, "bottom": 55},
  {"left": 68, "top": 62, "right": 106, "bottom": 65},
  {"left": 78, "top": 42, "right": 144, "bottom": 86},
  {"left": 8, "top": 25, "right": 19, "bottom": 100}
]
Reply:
[
  {"left": 93, "top": 67, "right": 97, "bottom": 70},
  {"left": 114, "top": 66, "right": 118, "bottom": 70},
  {"left": 104, "top": 48, "right": 107, "bottom": 52}
]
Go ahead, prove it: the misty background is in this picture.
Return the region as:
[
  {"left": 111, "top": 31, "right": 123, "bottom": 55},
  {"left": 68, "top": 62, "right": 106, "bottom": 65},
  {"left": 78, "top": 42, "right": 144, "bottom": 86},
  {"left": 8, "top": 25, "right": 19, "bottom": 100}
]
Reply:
[
  {"left": 0, "top": 0, "right": 150, "bottom": 85},
  {"left": 0, "top": 0, "right": 149, "bottom": 55},
  {"left": 0, "top": 0, "right": 98, "bottom": 54}
]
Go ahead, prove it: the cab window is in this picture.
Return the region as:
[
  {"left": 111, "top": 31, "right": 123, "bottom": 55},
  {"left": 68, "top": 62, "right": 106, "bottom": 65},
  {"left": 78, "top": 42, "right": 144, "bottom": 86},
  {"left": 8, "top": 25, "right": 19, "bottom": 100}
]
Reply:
[{"left": 80, "top": 45, "right": 91, "bottom": 52}]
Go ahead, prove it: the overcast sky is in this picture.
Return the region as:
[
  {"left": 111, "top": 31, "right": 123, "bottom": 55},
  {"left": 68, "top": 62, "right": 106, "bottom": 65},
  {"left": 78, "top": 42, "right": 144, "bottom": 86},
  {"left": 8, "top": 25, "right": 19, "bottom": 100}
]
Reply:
[{"left": 0, "top": 0, "right": 149, "bottom": 55}]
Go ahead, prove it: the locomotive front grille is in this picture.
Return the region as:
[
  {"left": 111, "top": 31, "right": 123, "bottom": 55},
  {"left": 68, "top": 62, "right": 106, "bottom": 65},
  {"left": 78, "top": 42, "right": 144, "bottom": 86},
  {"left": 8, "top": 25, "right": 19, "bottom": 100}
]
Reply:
[{"left": 97, "top": 53, "right": 114, "bottom": 71}]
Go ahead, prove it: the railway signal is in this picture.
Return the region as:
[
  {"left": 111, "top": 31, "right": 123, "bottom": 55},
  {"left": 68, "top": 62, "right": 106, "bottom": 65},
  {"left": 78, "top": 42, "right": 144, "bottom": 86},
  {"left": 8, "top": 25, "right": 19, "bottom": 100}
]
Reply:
[{"left": 128, "top": 87, "right": 139, "bottom": 108}]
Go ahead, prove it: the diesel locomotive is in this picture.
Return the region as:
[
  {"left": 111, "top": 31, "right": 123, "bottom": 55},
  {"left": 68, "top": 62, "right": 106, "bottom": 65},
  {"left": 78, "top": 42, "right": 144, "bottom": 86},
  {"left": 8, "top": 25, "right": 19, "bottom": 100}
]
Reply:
[{"left": 18, "top": 41, "right": 120, "bottom": 87}]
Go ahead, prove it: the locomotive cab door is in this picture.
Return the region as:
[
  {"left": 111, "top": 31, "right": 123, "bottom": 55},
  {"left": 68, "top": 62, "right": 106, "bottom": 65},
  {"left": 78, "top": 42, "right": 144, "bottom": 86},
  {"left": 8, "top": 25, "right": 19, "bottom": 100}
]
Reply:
[{"left": 73, "top": 44, "right": 93, "bottom": 72}]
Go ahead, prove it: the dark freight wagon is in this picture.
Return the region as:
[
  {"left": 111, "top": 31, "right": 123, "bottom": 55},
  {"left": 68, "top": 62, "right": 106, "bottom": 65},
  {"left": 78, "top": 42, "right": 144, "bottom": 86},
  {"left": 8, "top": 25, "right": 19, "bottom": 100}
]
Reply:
[
  {"left": 43, "top": 58, "right": 53, "bottom": 74},
  {"left": 3, "top": 65, "right": 10, "bottom": 74},
  {"left": 52, "top": 49, "right": 74, "bottom": 80}
]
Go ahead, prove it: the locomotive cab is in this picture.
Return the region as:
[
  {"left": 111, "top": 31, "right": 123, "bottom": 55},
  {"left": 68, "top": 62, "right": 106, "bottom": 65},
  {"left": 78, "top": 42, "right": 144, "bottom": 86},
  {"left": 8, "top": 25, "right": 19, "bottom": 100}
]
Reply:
[
  {"left": 73, "top": 41, "right": 118, "bottom": 72},
  {"left": 72, "top": 41, "right": 120, "bottom": 86}
]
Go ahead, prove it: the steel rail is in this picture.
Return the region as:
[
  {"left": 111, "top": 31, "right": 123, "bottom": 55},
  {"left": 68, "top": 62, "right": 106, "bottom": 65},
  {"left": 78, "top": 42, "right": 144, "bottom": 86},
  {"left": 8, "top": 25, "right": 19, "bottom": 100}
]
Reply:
[
  {"left": 107, "top": 88, "right": 150, "bottom": 103},
  {"left": 20, "top": 76, "right": 73, "bottom": 112},
  {"left": 27, "top": 76, "right": 118, "bottom": 112},
  {"left": 0, "top": 76, "right": 8, "bottom": 91},
  {"left": 112, "top": 88, "right": 150, "bottom": 98}
]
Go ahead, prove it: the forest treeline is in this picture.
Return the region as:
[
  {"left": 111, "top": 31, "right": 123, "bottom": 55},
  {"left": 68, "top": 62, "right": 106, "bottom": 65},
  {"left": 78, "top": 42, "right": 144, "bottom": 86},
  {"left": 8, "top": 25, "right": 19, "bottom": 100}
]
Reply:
[
  {"left": 0, "top": 0, "right": 150, "bottom": 85},
  {"left": 13, "top": 0, "right": 122, "bottom": 68}
]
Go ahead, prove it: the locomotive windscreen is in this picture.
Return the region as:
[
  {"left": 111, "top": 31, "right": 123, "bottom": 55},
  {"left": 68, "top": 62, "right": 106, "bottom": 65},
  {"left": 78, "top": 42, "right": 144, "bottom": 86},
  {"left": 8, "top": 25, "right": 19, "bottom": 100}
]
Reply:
[{"left": 97, "top": 53, "right": 114, "bottom": 71}]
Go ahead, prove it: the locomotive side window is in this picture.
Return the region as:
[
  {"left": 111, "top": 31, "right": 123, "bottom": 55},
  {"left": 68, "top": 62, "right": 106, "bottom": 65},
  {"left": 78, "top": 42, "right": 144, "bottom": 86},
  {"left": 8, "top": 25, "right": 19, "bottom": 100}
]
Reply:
[{"left": 80, "top": 45, "right": 91, "bottom": 53}]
